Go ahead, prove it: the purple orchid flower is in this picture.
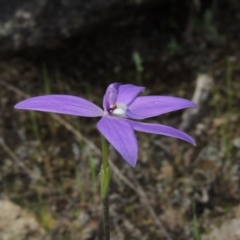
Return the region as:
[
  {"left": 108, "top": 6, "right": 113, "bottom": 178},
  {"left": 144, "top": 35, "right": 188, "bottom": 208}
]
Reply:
[{"left": 15, "top": 83, "right": 196, "bottom": 167}]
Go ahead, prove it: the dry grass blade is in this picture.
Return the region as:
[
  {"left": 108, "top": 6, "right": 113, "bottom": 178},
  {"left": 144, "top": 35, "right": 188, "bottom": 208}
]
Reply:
[{"left": 0, "top": 137, "right": 34, "bottom": 178}]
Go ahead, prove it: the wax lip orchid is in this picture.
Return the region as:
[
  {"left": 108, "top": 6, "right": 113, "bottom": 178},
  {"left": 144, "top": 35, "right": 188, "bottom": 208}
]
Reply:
[{"left": 15, "top": 83, "right": 197, "bottom": 167}]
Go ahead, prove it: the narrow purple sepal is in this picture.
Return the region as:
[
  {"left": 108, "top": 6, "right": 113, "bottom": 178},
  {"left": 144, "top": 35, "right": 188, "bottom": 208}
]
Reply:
[
  {"left": 97, "top": 116, "right": 138, "bottom": 167},
  {"left": 127, "top": 120, "right": 196, "bottom": 145},
  {"left": 14, "top": 95, "right": 104, "bottom": 117},
  {"left": 128, "top": 96, "right": 197, "bottom": 119},
  {"left": 117, "top": 84, "right": 145, "bottom": 105}
]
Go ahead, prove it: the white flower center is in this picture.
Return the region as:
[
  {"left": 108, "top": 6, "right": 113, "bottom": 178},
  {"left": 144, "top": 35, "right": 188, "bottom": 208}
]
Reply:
[{"left": 112, "top": 103, "right": 127, "bottom": 117}]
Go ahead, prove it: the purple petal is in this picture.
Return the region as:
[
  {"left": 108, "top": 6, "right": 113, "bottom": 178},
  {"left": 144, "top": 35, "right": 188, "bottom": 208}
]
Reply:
[
  {"left": 15, "top": 95, "right": 104, "bottom": 117},
  {"left": 128, "top": 96, "right": 197, "bottom": 118},
  {"left": 103, "top": 83, "right": 121, "bottom": 111},
  {"left": 127, "top": 120, "right": 196, "bottom": 145},
  {"left": 97, "top": 116, "right": 138, "bottom": 167},
  {"left": 125, "top": 109, "right": 145, "bottom": 120},
  {"left": 117, "top": 84, "right": 145, "bottom": 105}
]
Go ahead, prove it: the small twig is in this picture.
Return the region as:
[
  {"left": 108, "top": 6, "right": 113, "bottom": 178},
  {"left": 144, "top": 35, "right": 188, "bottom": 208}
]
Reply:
[
  {"left": 0, "top": 81, "right": 28, "bottom": 97},
  {"left": 3, "top": 80, "right": 172, "bottom": 239},
  {"left": 0, "top": 137, "right": 34, "bottom": 177},
  {"left": 180, "top": 74, "right": 213, "bottom": 131}
]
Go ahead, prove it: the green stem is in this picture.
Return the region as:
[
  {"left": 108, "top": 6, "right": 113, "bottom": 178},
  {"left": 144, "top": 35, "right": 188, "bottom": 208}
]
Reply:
[
  {"left": 102, "top": 197, "right": 110, "bottom": 240},
  {"left": 100, "top": 135, "right": 110, "bottom": 240}
]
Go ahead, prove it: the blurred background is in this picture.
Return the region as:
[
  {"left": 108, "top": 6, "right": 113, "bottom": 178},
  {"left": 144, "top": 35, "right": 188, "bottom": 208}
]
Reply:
[{"left": 0, "top": 0, "right": 240, "bottom": 239}]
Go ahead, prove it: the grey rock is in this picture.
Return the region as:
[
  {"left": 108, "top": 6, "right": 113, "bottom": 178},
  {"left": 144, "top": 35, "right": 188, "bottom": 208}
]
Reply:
[
  {"left": 0, "top": 199, "right": 49, "bottom": 240},
  {"left": 0, "top": 0, "right": 166, "bottom": 53}
]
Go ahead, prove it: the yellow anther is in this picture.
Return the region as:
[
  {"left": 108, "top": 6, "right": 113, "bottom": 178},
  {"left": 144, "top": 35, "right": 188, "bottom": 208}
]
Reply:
[{"left": 109, "top": 103, "right": 117, "bottom": 110}]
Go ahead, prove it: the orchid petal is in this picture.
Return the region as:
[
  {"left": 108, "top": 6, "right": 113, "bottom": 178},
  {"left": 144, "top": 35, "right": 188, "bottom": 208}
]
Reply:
[
  {"left": 125, "top": 109, "right": 145, "bottom": 120},
  {"left": 128, "top": 96, "right": 197, "bottom": 118},
  {"left": 97, "top": 116, "right": 138, "bottom": 167},
  {"left": 15, "top": 95, "right": 104, "bottom": 117},
  {"left": 128, "top": 120, "right": 196, "bottom": 145},
  {"left": 103, "top": 83, "right": 120, "bottom": 111},
  {"left": 117, "top": 84, "right": 145, "bottom": 105}
]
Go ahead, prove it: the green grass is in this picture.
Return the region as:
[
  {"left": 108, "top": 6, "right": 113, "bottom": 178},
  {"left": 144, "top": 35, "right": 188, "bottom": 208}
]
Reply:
[
  {"left": 75, "top": 169, "right": 86, "bottom": 203},
  {"left": 29, "top": 111, "right": 42, "bottom": 147},
  {"left": 226, "top": 60, "right": 233, "bottom": 114},
  {"left": 225, "top": 60, "right": 233, "bottom": 164},
  {"left": 168, "top": 38, "right": 181, "bottom": 55},
  {"left": 28, "top": 63, "right": 52, "bottom": 147},
  {"left": 74, "top": 118, "right": 99, "bottom": 203},
  {"left": 213, "top": 60, "right": 234, "bottom": 166},
  {"left": 88, "top": 151, "right": 98, "bottom": 201},
  {"left": 132, "top": 51, "right": 144, "bottom": 85},
  {"left": 192, "top": 200, "right": 201, "bottom": 240},
  {"left": 36, "top": 190, "right": 56, "bottom": 230}
]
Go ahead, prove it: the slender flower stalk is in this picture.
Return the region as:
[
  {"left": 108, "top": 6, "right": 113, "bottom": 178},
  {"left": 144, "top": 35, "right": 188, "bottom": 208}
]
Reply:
[{"left": 15, "top": 83, "right": 197, "bottom": 238}]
